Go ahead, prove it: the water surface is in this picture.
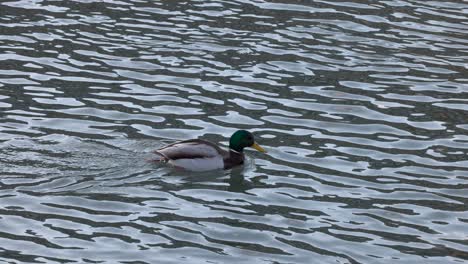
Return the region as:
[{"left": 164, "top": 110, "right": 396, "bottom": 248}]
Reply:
[{"left": 1, "top": 0, "right": 468, "bottom": 263}]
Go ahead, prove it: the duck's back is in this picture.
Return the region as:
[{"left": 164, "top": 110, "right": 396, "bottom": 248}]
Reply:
[{"left": 156, "top": 139, "right": 223, "bottom": 159}]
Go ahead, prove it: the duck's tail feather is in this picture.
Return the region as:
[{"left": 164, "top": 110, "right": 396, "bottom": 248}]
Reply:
[{"left": 151, "top": 150, "right": 169, "bottom": 163}]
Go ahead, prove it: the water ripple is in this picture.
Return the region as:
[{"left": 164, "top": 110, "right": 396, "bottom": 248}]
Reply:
[{"left": 1, "top": 0, "right": 468, "bottom": 263}]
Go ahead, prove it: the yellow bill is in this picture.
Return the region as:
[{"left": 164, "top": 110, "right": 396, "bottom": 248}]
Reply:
[{"left": 251, "top": 142, "right": 266, "bottom": 153}]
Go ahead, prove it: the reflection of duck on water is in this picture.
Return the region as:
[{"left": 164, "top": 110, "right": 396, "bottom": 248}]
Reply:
[{"left": 153, "top": 130, "right": 266, "bottom": 172}]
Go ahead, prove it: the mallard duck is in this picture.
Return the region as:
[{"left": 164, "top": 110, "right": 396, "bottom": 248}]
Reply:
[{"left": 153, "top": 130, "right": 266, "bottom": 171}]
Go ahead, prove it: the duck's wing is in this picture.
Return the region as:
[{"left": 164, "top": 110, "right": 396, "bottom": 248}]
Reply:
[{"left": 155, "top": 139, "right": 227, "bottom": 160}]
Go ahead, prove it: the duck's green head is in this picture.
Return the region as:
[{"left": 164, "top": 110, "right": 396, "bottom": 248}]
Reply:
[{"left": 229, "top": 130, "right": 266, "bottom": 153}]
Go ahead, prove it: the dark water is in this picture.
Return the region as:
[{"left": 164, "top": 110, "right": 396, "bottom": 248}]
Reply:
[{"left": 1, "top": 0, "right": 468, "bottom": 263}]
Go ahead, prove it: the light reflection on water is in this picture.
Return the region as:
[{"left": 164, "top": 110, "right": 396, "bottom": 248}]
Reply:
[{"left": 1, "top": 0, "right": 468, "bottom": 263}]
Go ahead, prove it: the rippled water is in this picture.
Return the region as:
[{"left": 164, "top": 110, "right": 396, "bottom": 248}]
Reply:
[{"left": 1, "top": 0, "right": 468, "bottom": 263}]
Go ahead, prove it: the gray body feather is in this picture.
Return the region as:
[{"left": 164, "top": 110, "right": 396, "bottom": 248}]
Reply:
[{"left": 154, "top": 139, "right": 244, "bottom": 170}]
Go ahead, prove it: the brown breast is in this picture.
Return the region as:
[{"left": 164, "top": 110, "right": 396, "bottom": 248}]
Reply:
[{"left": 223, "top": 150, "right": 245, "bottom": 169}]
